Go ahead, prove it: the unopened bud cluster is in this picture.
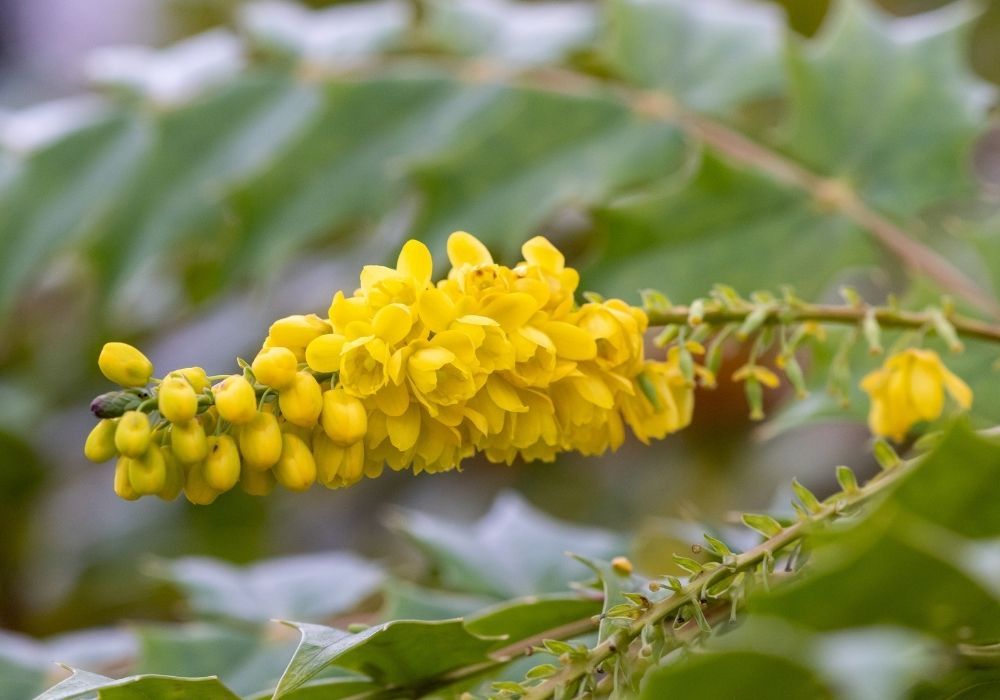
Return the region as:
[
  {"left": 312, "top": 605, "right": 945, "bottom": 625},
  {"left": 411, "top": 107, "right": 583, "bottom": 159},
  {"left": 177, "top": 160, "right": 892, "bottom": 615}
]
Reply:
[{"left": 86, "top": 232, "right": 699, "bottom": 503}]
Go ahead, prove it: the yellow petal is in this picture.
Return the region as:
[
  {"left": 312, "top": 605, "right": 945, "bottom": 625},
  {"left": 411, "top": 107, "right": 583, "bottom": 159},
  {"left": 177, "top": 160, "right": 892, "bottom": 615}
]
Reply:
[
  {"left": 572, "top": 370, "right": 615, "bottom": 409},
  {"left": 409, "top": 346, "right": 455, "bottom": 373},
  {"left": 908, "top": 358, "right": 944, "bottom": 421},
  {"left": 542, "top": 321, "right": 597, "bottom": 361},
  {"left": 329, "top": 291, "right": 371, "bottom": 329},
  {"left": 417, "top": 287, "right": 457, "bottom": 333},
  {"left": 481, "top": 293, "right": 540, "bottom": 331},
  {"left": 447, "top": 231, "right": 493, "bottom": 268},
  {"left": 396, "top": 239, "right": 433, "bottom": 288},
  {"left": 374, "top": 380, "right": 410, "bottom": 417},
  {"left": 941, "top": 368, "right": 973, "bottom": 409},
  {"left": 359, "top": 265, "right": 395, "bottom": 293},
  {"left": 486, "top": 375, "right": 528, "bottom": 412},
  {"left": 373, "top": 303, "right": 413, "bottom": 345},
  {"left": 387, "top": 404, "right": 421, "bottom": 451},
  {"left": 521, "top": 236, "right": 564, "bottom": 272}
]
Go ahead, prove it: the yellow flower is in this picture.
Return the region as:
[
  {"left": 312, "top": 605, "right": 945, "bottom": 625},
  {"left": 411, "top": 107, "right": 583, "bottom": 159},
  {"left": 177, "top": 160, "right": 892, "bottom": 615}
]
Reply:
[
  {"left": 238, "top": 412, "right": 283, "bottom": 471},
  {"left": 171, "top": 419, "right": 209, "bottom": 464},
  {"left": 274, "top": 433, "right": 317, "bottom": 492},
  {"left": 84, "top": 419, "right": 118, "bottom": 462},
  {"left": 278, "top": 371, "right": 323, "bottom": 427},
  {"left": 407, "top": 332, "right": 479, "bottom": 410},
  {"left": 127, "top": 446, "right": 167, "bottom": 496},
  {"left": 203, "top": 435, "right": 241, "bottom": 491},
  {"left": 98, "top": 342, "right": 153, "bottom": 387},
  {"left": 115, "top": 410, "right": 151, "bottom": 458},
  {"left": 861, "top": 348, "right": 972, "bottom": 442}
]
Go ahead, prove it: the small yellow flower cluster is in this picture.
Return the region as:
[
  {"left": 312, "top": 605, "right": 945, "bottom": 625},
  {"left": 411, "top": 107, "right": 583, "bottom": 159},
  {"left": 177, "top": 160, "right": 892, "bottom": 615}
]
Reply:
[
  {"left": 85, "top": 233, "right": 694, "bottom": 503},
  {"left": 860, "top": 348, "right": 972, "bottom": 442}
]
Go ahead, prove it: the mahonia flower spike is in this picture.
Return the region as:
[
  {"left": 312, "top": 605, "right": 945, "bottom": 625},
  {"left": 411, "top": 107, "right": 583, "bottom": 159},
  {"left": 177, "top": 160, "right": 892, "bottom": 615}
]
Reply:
[{"left": 86, "top": 232, "right": 698, "bottom": 504}]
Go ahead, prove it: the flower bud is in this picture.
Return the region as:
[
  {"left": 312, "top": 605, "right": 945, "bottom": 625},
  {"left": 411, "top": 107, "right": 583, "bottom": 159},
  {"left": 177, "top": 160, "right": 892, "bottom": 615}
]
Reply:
[
  {"left": 305, "top": 334, "right": 345, "bottom": 373},
  {"left": 98, "top": 342, "right": 154, "bottom": 387},
  {"left": 238, "top": 412, "right": 282, "bottom": 471},
  {"left": 158, "top": 446, "right": 185, "bottom": 501},
  {"left": 252, "top": 347, "right": 298, "bottom": 389},
  {"left": 169, "top": 366, "right": 210, "bottom": 393},
  {"left": 274, "top": 433, "right": 316, "bottom": 491},
  {"left": 114, "top": 456, "right": 139, "bottom": 501},
  {"left": 268, "top": 314, "right": 330, "bottom": 350},
  {"left": 84, "top": 419, "right": 118, "bottom": 462},
  {"left": 184, "top": 462, "right": 221, "bottom": 505},
  {"left": 204, "top": 435, "right": 241, "bottom": 491},
  {"left": 278, "top": 371, "right": 323, "bottom": 428},
  {"left": 214, "top": 375, "right": 257, "bottom": 424},
  {"left": 158, "top": 375, "right": 198, "bottom": 423},
  {"left": 240, "top": 464, "right": 276, "bottom": 496},
  {"left": 115, "top": 410, "right": 151, "bottom": 458},
  {"left": 128, "top": 446, "right": 167, "bottom": 496},
  {"left": 321, "top": 387, "right": 368, "bottom": 445},
  {"left": 170, "top": 419, "right": 208, "bottom": 464}
]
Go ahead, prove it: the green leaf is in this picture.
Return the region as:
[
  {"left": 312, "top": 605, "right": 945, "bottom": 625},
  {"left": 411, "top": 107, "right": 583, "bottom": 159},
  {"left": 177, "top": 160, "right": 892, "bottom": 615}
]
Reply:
[
  {"left": 409, "top": 86, "right": 686, "bottom": 260},
  {"left": 246, "top": 677, "right": 378, "bottom": 700},
  {"left": 422, "top": 0, "right": 597, "bottom": 65},
  {"left": 752, "top": 423, "right": 1000, "bottom": 643},
  {"left": 602, "top": 0, "right": 785, "bottom": 115},
  {"left": 152, "top": 551, "right": 383, "bottom": 623},
  {"left": 465, "top": 593, "right": 601, "bottom": 642},
  {"left": 589, "top": 153, "right": 879, "bottom": 303},
  {"left": 0, "top": 115, "right": 147, "bottom": 318},
  {"left": 783, "top": 0, "right": 993, "bottom": 218},
  {"left": 133, "top": 622, "right": 295, "bottom": 696},
  {"left": 741, "top": 513, "right": 784, "bottom": 538},
  {"left": 388, "top": 491, "right": 625, "bottom": 598},
  {"left": 640, "top": 650, "right": 833, "bottom": 699},
  {"left": 571, "top": 556, "right": 636, "bottom": 644},
  {"left": 791, "top": 478, "right": 822, "bottom": 514},
  {"left": 380, "top": 579, "right": 496, "bottom": 622},
  {"left": 36, "top": 668, "right": 240, "bottom": 700},
  {"left": 273, "top": 619, "right": 500, "bottom": 697}
]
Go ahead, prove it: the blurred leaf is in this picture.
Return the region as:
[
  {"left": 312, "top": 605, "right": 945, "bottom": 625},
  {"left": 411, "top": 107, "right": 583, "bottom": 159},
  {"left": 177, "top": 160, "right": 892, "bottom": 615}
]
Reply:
[
  {"left": 465, "top": 593, "right": 601, "bottom": 641},
  {"left": 602, "top": 0, "right": 785, "bottom": 114},
  {"left": 784, "top": 0, "right": 994, "bottom": 217},
  {"left": 389, "top": 491, "right": 625, "bottom": 598},
  {"left": 409, "top": 87, "right": 685, "bottom": 260},
  {"left": 247, "top": 677, "right": 378, "bottom": 700},
  {"left": 590, "top": 153, "right": 880, "bottom": 301},
  {"left": 36, "top": 668, "right": 240, "bottom": 700},
  {"left": 0, "top": 632, "right": 46, "bottom": 700},
  {"left": 380, "top": 579, "right": 495, "bottom": 622},
  {"left": 421, "top": 0, "right": 597, "bottom": 65},
  {"left": 273, "top": 619, "right": 499, "bottom": 696},
  {"left": 239, "top": 0, "right": 409, "bottom": 63},
  {"left": 153, "top": 551, "right": 383, "bottom": 624},
  {"left": 134, "top": 623, "right": 295, "bottom": 695},
  {"left": 752, "top": 422, "right": 1000, "bottom": 642},
  {"left": 91, "top": 72, "right": 321, "bottom": 302},
  {"left": 640, "top": 650, "right": 833, "bottom": 698},
  {"left": 0, "top": 116, "right": 147, "bottom": 318}
]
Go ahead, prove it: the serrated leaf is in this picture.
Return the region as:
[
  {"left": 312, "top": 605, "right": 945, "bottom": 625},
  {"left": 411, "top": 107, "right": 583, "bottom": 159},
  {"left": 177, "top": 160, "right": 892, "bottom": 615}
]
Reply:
[
  {"left": 741, "top": 513, "right": 784, "bottom": 538},
  {"left": 602, "top": 0, "right": 784, "bottom": 115},
  {"left": 389, "top": 491, "right": 624, "bottom": 599},
  {"left": 273, "top": 620, "right": 500, "bottom": 696},
  {"left": 153, "top": 551, "right": 383, "bottom": 624},
  {"left": 36, "top": 668, "right": 240, "bottom": 700}
]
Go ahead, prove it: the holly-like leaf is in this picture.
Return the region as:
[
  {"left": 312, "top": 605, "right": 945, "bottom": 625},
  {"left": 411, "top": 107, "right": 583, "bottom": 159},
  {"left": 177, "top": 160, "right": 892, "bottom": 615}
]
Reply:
[
  {"left": 602, "top": 0, "right": 785, "bottom": 115},
  {"left": 36, "top": 668, "right": 240, "bottom": 700},
  {"left": 388, "top": 491, "right": 625, "bottom": 598},
  {"left": 152, "top": 551, "right": 383, "bottom": 624},
  {"left": 272, "top": 619, "right": 500, "bottom": 696},
  {"left": 465, "top": 593, "right": 601, "bottom": 642}
]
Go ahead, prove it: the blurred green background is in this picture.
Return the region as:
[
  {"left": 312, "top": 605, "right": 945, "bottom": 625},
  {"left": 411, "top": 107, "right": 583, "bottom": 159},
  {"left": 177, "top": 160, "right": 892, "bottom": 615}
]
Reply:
[{"left": 0, "top": 0, "right": 997, "bottom": 655}]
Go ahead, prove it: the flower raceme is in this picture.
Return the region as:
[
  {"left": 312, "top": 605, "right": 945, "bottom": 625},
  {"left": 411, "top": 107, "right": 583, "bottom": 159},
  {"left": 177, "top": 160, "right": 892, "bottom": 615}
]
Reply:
[{"left": 86, "top": 233, "right": 696, "bottom": 503}]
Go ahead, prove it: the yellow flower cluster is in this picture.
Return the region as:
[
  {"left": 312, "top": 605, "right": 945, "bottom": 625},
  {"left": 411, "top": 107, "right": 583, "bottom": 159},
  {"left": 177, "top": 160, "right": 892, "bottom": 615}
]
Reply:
[
  {"left": 85, "top": 232, "right": 694, "bottom": 503},
  {"left": 860, "top": 348, "right": 972, "bottom": 442}
]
